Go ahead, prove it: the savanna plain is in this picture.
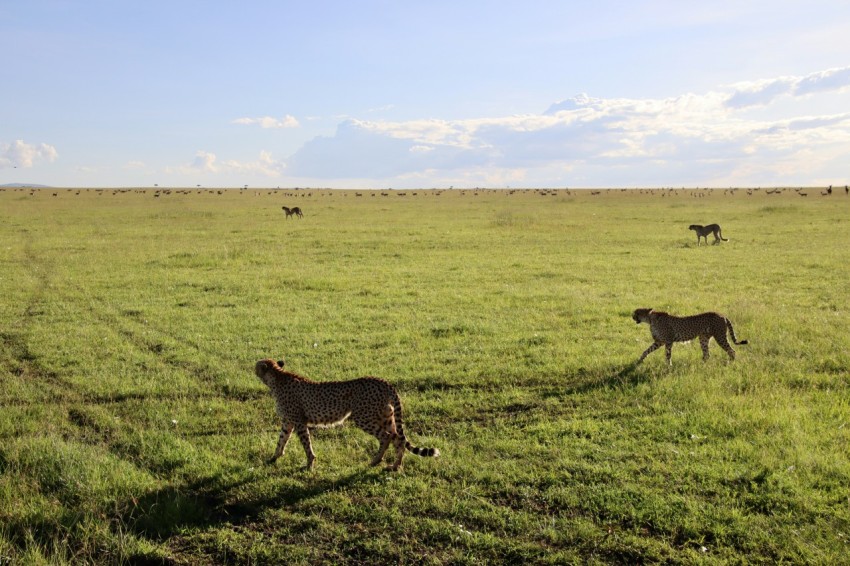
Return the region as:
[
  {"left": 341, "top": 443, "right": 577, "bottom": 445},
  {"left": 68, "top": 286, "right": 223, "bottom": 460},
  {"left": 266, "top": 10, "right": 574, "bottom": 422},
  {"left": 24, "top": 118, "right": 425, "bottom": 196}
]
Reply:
[{"left": 1, "top": 186, "right": 848, "bottom": 565}]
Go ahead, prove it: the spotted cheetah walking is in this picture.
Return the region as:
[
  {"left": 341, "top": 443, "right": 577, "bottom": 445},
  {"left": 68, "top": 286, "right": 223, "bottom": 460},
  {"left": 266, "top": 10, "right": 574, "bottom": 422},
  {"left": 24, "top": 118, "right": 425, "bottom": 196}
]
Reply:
[
  {"left": 281, "top": 206, "right": 303, "bottom": 219},
  {"left": 255, "top": 359, "right": 439, "bottom": 471},
  {"left": 688, "top": 223, "right": 728, "bottom": 245},
  {"left": 632, "top": 308, "right": 748, "bottom": 365}
]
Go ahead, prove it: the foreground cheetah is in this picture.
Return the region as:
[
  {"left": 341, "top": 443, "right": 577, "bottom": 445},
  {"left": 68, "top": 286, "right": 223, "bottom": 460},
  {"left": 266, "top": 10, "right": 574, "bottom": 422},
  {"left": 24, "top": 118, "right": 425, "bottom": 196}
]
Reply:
[
  {"left": 255, "top": 359, "right": 439, "bottom": 471},
  {"left": 632, "top": 308, "right": 748, "bottom": 365},
  {"left": 688, "top": 223, "right": 728, "bottom": 245}
]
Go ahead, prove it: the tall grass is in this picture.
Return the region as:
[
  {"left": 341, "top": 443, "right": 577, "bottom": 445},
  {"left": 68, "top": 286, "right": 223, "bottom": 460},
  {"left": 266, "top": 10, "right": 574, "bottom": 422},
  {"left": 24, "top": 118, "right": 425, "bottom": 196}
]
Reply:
[{"left": 1, "top": 187, "right": 848, "bottom": 563}]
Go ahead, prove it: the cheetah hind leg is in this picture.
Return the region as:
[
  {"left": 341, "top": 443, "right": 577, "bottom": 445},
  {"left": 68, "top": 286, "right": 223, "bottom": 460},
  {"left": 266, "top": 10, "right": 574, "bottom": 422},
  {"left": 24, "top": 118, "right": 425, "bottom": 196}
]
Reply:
[
  {"left": 390, "top": 431, "right": 407, "bottom": 472},
  {"left": 359, "top": 403, "right": 396, "bottom": 467},
  {"left": 378, "top": 404, "right": 407, "bottom": 471},
  {"left": 715, "top": 335, "right": 736, "bottom": 361},
  {"left": 369, "top": 431, "right": 394, "bottom": 467}
]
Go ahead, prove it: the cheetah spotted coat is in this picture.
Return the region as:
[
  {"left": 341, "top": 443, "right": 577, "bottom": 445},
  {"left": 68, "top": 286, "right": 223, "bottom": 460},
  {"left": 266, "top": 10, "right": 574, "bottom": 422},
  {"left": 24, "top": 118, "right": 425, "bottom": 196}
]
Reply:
[
  {"left": 632, "top": 308, "right": 748, "bottom": 365},
  {"left": 255, "top": 359, "right": 439, "bottom": 471}
]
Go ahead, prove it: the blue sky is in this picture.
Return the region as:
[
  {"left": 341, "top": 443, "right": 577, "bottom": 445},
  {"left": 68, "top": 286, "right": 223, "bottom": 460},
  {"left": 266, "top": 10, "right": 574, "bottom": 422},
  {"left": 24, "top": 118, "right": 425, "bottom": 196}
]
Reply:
[{"left": 2, "top": 1, "right": 850, "bottom": 188}]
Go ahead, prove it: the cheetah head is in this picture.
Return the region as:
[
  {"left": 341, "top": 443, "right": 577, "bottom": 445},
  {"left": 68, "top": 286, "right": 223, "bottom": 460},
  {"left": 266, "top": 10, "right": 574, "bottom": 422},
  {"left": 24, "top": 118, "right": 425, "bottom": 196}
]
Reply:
[
  {"left": 632, "top": 308, "right": 652, "bottom": 324},
  {"left": 255, "top": 359, "right": 283, "bottom": 387}
]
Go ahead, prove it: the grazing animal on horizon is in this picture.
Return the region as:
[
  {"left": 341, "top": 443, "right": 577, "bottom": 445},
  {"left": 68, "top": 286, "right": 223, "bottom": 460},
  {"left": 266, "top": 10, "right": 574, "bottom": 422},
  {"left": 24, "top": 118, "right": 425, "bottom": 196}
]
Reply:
[
  {"left": 281, "top": 206, "right": 303, "bottom": 219},
  {"left": 688, "top": 223, "right": 728, "bottom": 246},
  {"left": 632, "top": 308, "right": 748, "bottom": 366},
  {"left": 255, "top": 359, "right": 439, "bottom": 471}
]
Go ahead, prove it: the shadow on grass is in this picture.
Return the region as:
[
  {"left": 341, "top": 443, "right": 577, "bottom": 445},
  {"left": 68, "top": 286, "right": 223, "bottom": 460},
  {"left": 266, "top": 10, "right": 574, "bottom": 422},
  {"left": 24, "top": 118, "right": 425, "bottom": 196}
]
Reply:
[
  {"left": 548, "top": 361, "right": 654, "bottom": 398},
  {"left": 122, "top": 467, "right": 379, "bottom": 541}
]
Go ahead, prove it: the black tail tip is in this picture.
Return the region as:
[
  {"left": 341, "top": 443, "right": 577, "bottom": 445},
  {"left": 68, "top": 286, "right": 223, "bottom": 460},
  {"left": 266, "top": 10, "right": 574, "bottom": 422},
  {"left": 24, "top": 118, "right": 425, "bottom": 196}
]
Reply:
[
  {"left": 738, "top": 340, "right": 749, "bottom": 345},
  {"left": 411, "top": 446, "right": 440, "bottom": 458}
]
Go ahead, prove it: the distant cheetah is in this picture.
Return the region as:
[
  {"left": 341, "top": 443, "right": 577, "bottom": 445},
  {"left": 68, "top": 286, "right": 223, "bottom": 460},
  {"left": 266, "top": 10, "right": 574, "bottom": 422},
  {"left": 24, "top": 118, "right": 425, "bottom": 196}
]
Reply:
[
  {"left": 281, "top": 206, "right": 303, "bottom": 219},
  {"left": 688, "top": 224, "right": 728, "bottom": 245},
  {"left": 632, "top": 308, "right": 748, "bottom": 365},
  {"left": 255, "top": 359, "right": 439, "bottom": 471}
]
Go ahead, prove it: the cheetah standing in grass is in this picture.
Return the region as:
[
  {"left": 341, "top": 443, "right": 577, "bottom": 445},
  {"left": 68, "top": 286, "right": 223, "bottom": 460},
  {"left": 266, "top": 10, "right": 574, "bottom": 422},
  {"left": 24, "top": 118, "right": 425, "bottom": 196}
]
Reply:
[
  {"left": 632, "top": 308, "right": 748, "bottom": 365},
  {"left": 688, "top": 224, "right": 728, "bottom": 245},
  {"left": 255, "top": 359, "right": 439, "bottom": 471},
  {"left": 281, "top": 206, "right": 303, "bottom": 219}
]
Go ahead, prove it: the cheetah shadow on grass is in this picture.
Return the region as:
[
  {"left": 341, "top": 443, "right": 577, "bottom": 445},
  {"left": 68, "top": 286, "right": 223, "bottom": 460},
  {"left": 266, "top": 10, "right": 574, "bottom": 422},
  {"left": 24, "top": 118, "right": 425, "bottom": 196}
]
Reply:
[
  {"left": 120, "top": 468, "right": 380, "bottom": 543},
  {"left": 549, "top": 362, "right": 653, "bottom": 398}
]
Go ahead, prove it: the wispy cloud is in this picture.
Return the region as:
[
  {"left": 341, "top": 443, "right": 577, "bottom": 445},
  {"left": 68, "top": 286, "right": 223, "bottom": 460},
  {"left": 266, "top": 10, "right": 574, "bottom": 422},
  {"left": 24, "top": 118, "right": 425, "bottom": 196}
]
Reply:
[
  {"left": 232, "top": 115, "right": 300, "bottom": 129},
  {"left": 366, "top": 104, "right": 396, "bottom": 114},
  {"left": 0, "top": 140, "right": 58, "bottom": 169},
  {"left": 167, "top": 150, "right": 286, "bottom": 177}
]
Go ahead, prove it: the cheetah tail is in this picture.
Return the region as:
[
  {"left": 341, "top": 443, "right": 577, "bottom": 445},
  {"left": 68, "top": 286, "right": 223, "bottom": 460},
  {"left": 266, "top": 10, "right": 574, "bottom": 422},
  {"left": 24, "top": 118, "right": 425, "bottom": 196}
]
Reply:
[
  {"left": 392, "top": 392, "right": 440, "bottom": 458},
  {"left": 405, "top": 442, "right": 440, "bottom": 458},
  {"left": 726, "top": 319, "right": 748, "bottom": 345}
]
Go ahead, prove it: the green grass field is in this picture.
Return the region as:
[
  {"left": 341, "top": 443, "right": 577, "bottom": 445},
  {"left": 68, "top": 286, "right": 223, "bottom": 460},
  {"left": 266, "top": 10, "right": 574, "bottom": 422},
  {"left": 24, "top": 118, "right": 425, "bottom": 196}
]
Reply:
[{"left": 1, "top": 187, "right": 848, "bottom": 564}]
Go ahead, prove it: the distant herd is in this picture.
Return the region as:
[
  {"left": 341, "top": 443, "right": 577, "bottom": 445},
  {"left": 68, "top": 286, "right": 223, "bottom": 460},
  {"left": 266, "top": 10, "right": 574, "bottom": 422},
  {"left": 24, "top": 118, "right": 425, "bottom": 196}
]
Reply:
[{"left": 4, "top": 185, "right": 848, "bottom": 198}]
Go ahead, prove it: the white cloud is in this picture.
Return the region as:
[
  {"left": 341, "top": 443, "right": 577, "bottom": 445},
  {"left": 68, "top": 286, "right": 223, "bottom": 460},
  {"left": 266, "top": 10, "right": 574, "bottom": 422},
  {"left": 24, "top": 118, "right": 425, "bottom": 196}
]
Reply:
[
  {"left": 167, "top": 150, "right": 286, "bottom": 178},
  {"left": 192, "top": 150, "right": 219, "bottom": 173},
  {"left": 285, "top": 66, "right": 850, "bottom": 186},
  {"left": 795, "top": 66, "right": 850, "bottom": 95},
  {"left": 221, "top": 150, "right": 286, "bottom": 176},
  {"left": 725, "top": 66, "right": 850, "bottom": 108},
  {"left": 232, "top": 115, "right": 300, "bottom": 129},
  {"left": 0, "top": 140, "right": 58, "bottom": 169}
]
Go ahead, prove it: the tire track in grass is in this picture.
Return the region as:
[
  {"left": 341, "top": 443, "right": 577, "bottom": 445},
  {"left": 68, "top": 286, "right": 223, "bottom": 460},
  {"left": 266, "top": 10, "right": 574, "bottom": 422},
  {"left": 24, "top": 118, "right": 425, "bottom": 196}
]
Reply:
[
  {"left": 1, "top": 240, "right": 260, "bottom": 490},
  {"left": 78, "top": 297, "right": 259, "bottom": 401},
  {"left": 56, "top": 297, "right": 272, "bottom": 475},
  {"left": 1, "top": 237, "right": 83, "bottom": 404}
]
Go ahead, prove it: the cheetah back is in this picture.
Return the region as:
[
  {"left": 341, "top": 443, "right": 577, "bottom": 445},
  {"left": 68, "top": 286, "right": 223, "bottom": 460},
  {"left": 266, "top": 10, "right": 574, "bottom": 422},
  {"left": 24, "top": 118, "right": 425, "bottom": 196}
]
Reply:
[
  {"left": 268, "top": 375, "right": 396, "bottom": 429},
  {"left": 650, "top": 311, "right": 727, "bottom": 343}
]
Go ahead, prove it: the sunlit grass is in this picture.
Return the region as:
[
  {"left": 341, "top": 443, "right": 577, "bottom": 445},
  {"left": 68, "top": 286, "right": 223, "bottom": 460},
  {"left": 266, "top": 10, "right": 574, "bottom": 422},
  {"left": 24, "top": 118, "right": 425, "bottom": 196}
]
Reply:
[{"left": 1, "top": 187, "right": 848, "bottom": 563}]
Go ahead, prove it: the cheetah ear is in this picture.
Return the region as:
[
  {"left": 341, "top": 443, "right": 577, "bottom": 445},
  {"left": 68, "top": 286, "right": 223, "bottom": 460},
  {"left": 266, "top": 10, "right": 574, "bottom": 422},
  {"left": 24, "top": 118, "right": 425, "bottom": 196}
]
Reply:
[{"left": 276, "top": 359, "right": 285, "bottom": 368}]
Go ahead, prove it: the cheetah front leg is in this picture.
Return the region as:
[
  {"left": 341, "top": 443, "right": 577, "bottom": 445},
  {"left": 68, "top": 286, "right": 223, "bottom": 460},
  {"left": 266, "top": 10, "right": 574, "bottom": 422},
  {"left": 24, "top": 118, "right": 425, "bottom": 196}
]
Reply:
[
  {"left": 700, "top": 336, "right": 711, "bottom": 361},
  {"left": 637, "top": 341, "right": 661, "bottom": 364},
  {"left": 294, "top": 422, "right": 317, "bottom": 470},
  {"left": 268, "top": 423, "right": 293, "bottom": 464},
  {"left": 664, "top": 343, "right": 673, "bottom": 366}
]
